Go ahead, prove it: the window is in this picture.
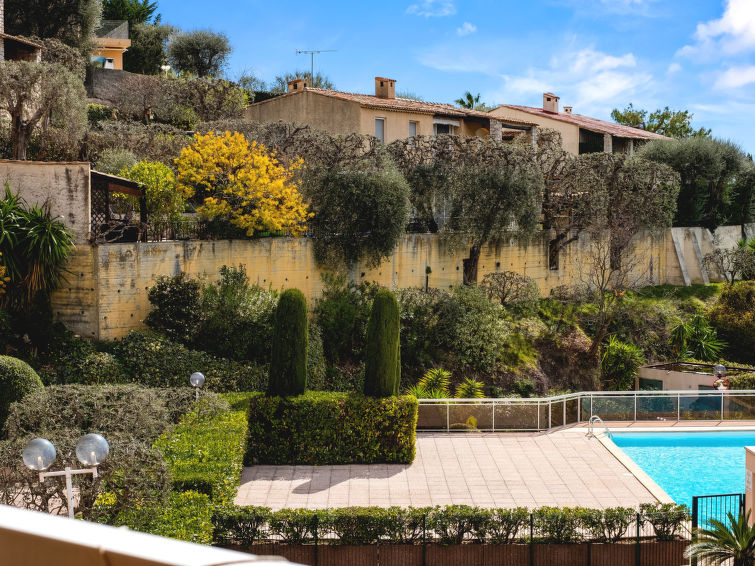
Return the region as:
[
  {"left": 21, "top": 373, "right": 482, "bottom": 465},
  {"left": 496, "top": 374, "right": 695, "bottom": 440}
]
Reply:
[
  {"left": 409, "top": 121, "right": 417, "bottom": 138},
  {"left": 433, "top": 123, "right": 452, "bottom": 136},
  {"left": 375, "top": 118, "right": 385, "bottom": 143}
]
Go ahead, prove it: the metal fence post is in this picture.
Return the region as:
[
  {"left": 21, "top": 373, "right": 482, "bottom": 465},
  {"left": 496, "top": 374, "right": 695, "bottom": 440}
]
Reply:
[
  {"left": 721, "top": 393, "right": 725, "bottom": 421},
  {"left": 422, "top": 512, "right": 426, "bottom": 566},
  {"left": 691, "top": 496, "right": 698, "bottom": 566},
  {"left": 635, "top": 512, "right": 641, "bottom": 566},
  {"left": 492, "top": 400, "right": 496, "bottom": 431},
  {"left": 548, "top": 401, "right": 552, "bottom": 430},
  {"left": 633, "top": 394, "right": 637, "bottom": 421},
  {"left": 530, "top": 512, "right": 535, "bottom": 566},
  {"left": 446, "top": 401, "right": 450, "bottom": 432},
  {"left": 313, "top": 514, "right": 319, "bottom": 566},
  {"left": 677, "top": 393, "right": 681, "bottom": 421}
]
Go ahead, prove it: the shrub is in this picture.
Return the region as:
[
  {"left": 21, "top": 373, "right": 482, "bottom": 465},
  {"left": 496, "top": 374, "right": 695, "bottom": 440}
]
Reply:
[
  {"left": 417, "top": 368, "right": 451, "bottom": 396},
  {"left": 708, "top": 282, "right": 755, "bottom": 363},
  {"left": 94, "top": 147, "right": 139, "bottom": 176},
  {"left": 268, "top": 508, "right": 320, "bottom": 544},
  {"left": 640, "top": 503, "right": 689, "bottom": 541},
  {"left": 145, "top": 274, "right": 203, "bottom": 344},
  {"left": 212, "top": 506, "right": 273, "bottom": 547},
  {"left": 601, "top": 336, "right": 645, "bottom": 391},
  {"left": 115, "top": 331, "right": 266, "bottom": 392},
  {"left": 480, "top": 271, "right": 539, "bottom": 311},
  {"left": 269, "top": 288, "right": 308, "bottom": 396},
  {"left": 139, "top": 491, "right": 215, "bottom": 544},
  {"left": 0, "top": 356, "right": 43, "bottom": 429},
  {"left": 454, "top": 377, "right": 485, "bottom": 399},
  {"left": 197, "top": 265, "right": 278, "bottom": 363},
  {"left": 314, "top": 274, "right": 376, "bottom": 365},
  {"left": 472, "top": 508, "right": 529, "bottom": 544},
  {"left": 383, "top": 507, "right": 427, "bottom": 544},
  {"left": 397, "top": 288, "right": 443, "bottom": 380},
  {"left": 533, "top": 507, "right": 584, "bottom": 543},
  {"left": 119, "top": 161, "right": 188, "bottom": 223},
  {"left": 581, "top": 507, "right": 634, "bottom": 543},
  {"left": 88, "top": 103, "right": 114, "bottom": 123},
  {"left": 245, "top": 391, "right": 417, "bottom": 465},
  {"left": 154, "top": 394, "right": 250, "bottom": 506},
  {"left": 78, "top": 352, "right": 126, "bottom": 385},
  {"left": 427, "top": 505, "right": 477, "bottom": 545},
  {"left": 670, "top": 312, "right": 727, "bottom": 362},
  {"left": 323, "top": 507, "right": 391, "bottom": 545},
  {"left": 364, "top": 289, "right": 401, "bottom": 397}
]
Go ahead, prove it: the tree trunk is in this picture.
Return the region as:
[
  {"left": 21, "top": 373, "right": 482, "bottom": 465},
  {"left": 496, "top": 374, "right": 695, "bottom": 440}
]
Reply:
[
  {"left": 588, "top": 316, "right": 613, "bottom": 360},
  {"left": 11, "top": 117, "right": 29, "bottom": 161},
  {"left": 463, "top": 244, "right": 481, "bottom": 285}
]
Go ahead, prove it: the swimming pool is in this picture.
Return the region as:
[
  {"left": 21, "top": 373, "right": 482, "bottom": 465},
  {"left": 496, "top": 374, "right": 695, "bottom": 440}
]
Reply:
[{"left": 611, "top": 430, "right": 755, "bottom": 506}]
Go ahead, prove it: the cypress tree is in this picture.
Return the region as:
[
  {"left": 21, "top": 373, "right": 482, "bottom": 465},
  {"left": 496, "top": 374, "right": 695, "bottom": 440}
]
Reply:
[
  {"left": 268, "top": 288, "right": 308, "bottom": 396},
  {"left": 364, "top": 289, "right": 401, "bottom": 397}
]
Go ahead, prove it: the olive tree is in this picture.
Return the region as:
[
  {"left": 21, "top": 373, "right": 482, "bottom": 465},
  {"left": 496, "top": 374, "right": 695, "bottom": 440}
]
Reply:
[
  {"left": 167, "top": 29, "right": 231, "bottom": 78},
  {"left": 0, "top": 61, "right": 87, "bottom": 161}
]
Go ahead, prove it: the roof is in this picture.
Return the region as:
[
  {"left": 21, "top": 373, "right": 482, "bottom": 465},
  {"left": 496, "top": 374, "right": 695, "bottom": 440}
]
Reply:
[
  {"left": 496, "top": 105, "right": 668, "bottom": 140},
  {"left": 0, "top": 33, "right": 43, "bottom": 49},
  {"left": 96, "top": 20, "right": 129, "bottom": 39},
  {"left": 91, "top": 170, "right": 144, "bottom": 196},
  {"left": 253, "top": 87, "right": 507, "bottom": 121}
]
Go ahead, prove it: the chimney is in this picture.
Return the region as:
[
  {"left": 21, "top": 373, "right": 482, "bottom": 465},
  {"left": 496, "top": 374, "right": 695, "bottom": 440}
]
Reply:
[
  {"left": 563, "top": 106, "right": 573, "bottom": 114},
  {"left": 375, "top": 77, "right": 396, "bottom": 99},
  {"left": 543, "top": 92, "right": 559, "bottom": 113},
  {"left": 287, "top": 78, "right": 308, "bottom": 93}
]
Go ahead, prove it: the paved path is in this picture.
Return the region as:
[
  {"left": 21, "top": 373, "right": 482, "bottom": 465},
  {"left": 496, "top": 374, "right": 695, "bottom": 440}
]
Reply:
[{"left": 235, "top": 430, "right": 658, "bottom": 510}]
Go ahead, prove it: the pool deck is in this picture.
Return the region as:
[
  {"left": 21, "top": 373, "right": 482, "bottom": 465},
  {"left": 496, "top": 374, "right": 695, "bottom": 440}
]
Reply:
[
  {"left": 574, "top": 420, "right": 755, "bottom": 429},
  {"left": 235, "top": 429, "right": 661, "bottom": 510}
]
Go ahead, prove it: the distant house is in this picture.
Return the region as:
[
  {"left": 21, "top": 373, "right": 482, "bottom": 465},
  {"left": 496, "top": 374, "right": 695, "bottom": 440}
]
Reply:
[
  {"left": 92, "top": 20, "right": 131, "bottom": 70},
  {"left": 246, "top": 76, "right": 537, "bottom": 143},
  {"left": 489, "top": 93, "right": 667, "bottom": 155},
  {"left": 0, "top": 0, "right": 42, "bottom": 63}
]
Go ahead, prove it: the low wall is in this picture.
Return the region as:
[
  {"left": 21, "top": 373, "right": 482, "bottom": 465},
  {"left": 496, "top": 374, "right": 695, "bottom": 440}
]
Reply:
[{"left": 0, "top": 160, "right": 91, "bottom": 243}]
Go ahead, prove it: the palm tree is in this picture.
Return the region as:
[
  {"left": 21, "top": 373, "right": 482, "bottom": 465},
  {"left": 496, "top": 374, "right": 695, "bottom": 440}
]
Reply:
[
  {"left": 455, "top": 91, "right": 481, "bottom": 109},
  {"left": 685, "top": 511, "right": 755, "bottom": 566}
]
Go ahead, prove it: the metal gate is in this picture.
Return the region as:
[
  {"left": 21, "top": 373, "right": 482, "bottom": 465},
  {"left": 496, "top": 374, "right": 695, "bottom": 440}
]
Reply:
[{"left": 691, "top": 493, "right": 745, "bottom": 566}]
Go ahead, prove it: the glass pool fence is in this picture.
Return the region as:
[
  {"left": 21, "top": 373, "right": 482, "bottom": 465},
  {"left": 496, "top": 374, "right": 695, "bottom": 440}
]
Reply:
[{"left": 417, "top": 390, "right": 755, "bottom": 432}]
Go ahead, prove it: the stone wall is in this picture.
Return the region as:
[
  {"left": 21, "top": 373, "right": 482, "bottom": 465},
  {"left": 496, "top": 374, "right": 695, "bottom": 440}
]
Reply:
[
  {"left": 50, "top": 226, "right": 739, "bottom": 341},
  {"left": 85, "top": 67, "right": 134, "bottom": 104},
  {"left": 0, "top": 160, "right": 91, "bottom": 243}
]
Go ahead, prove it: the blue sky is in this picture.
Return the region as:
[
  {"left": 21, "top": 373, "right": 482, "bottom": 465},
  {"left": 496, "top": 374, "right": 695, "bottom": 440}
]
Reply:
[{"left": 158, "top": 0, "right": 755, "bottom": 152}]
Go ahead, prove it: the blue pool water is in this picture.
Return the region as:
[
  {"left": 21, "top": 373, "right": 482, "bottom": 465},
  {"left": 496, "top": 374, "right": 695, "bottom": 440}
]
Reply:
[{"left": 611, "top": 431, "right": 755, "bottom": 506}]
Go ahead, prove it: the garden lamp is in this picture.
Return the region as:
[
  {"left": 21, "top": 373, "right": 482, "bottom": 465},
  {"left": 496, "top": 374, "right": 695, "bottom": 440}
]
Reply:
[
  {"left": 22, "top": 434, "right": 109, "bottom": 519},
  {"left": 190, "top": 371, "right": 205, "bottom": 400},
  {"left": 714, "top": 364, "right": 726, "bottom": 378}
]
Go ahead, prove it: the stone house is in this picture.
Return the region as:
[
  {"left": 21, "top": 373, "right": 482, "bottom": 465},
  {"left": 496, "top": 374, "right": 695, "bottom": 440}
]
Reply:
[
  {"left": 246, "top": 76, "right": 537, "bottom": 143},
  {"left": 489, "top": 92, "right": 668, "bottom": 155}
]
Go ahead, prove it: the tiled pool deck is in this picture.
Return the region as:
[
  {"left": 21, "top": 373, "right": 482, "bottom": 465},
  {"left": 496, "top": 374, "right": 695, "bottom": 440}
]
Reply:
[{"left": 236, "top": 429, "right": 660, "bottom": 510}]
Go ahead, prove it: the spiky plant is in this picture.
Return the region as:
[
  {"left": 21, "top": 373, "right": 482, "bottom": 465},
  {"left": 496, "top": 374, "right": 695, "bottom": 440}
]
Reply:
[
  {"left": 685, "top": 511, "right": 755, "bottom": 566},
  {"left": 417, "top": 368, "right": 451, "bottom": 397},
  {"left": 454, "top": 377, "right": 485, "bottom": 399}
]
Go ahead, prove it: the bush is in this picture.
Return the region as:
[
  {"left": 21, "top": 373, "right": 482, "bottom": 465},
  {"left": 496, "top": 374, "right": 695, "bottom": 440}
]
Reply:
[
  {"left": 93, "top": 147, "right": 138, "bottom": 175},
  {"left": 601, "top": 336, "right": 645, "bottom": 391},
  {"left": 88, "top": 103, "right": 114, "bottom": 123},
  {"left": 197, "top": 266, "right": 278, "bottom": 363},
  {"left": 323, "top": 507, "right": 391, "bottom": 545},
  {"left": 0, "top": 356, "right": 43, "bottom": 429},
  {"left": 244, "top": 391, "right": 417, "bottom": 465},
  {"left": 154, "top": 394, "right": 250, "bottom": 506},
  {"left": 581, "top": 507, "right": 634, "bottom": 543},
  {"left": 533, "top": 507, "right": 584, "bottom": 543},
  {"left": 78, "top": 352, "right": 126, "bottom": 385},
  {"left": 268, "top": 508, "right": 320, "bottom": 544},
  {"left": 640, "top": 503, "right": 689, "bottom": 541},
  {"left": 471, "top": 507, "right": 529, "bottom": 544},
  {"left": 364, "top": 289, "right": 401, "bottom": 397},
  {"left": 314, "top": 274, "right": 376, "bottom": 366},
  {"left": 137, "top": 491, "right": 214, "bottom": 544},
  {"left": 427, "top": 505, "right": 477, "bottom": 545},
  {"left": 145, "top": 274, "right": 203, "bottom": 344},
  {"left": 269, "top": 288, "right": 308, "bottom": 396},
  {"left": 708, "top": 282, "right": 755, "bottom": 363},
  {"left": 115, "top": 331, "right": 266, "bottom": 392}
]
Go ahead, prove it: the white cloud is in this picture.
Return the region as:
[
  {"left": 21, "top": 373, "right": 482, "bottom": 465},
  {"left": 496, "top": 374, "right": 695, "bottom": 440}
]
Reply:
[
  {"left": 716, "top": 65, "right": 755, "bottom": 89},
  {"left": 679, "top": 0, "right": 755, "bottom": 57},
  {"left": 667, "top": 62, "right": 682, "bottom": 75},
  {"left": 457, "top": 22, "right": 477, "bottom": 37},
  {"left": 406, "top": 0, "right": 456, "bottom": 17},
  {"left": 558, "top": 0, "right": 659, "bottom": 17}
]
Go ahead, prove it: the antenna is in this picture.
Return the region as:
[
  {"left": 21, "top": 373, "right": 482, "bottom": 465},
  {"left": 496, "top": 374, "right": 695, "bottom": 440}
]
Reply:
[{"left": 296, "top": 49, "right": 337, "bottom": 85}]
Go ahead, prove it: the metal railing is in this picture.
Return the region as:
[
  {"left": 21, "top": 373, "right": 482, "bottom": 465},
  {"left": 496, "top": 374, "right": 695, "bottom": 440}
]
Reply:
[{"left": 417, "top": 389, "right": 755, "bottom": 432}]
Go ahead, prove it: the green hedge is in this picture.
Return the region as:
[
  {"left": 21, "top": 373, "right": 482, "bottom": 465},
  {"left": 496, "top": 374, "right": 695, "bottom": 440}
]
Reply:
[
  {"left": 244, "top": 391, "right": 417, "bottom": 465},
  {"left": 115, "top": 331, "right": 266, "bottom": 392},
  {"left": 155, "top": 393, "right": 252, "bottom": 506},
  {"left": 212, "top": 503, "right": 689, "bottom": 546},
  {"left": 119, "top": 491, "right": 215, "bottom": 545},
  {"left": 0, "top": 356, "right": 43, "bottom": 429}
]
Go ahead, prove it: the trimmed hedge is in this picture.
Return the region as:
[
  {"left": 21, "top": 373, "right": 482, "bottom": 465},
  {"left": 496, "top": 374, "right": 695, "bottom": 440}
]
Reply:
[
  {"left": 0, "top": 356, "right": 43, "bottom": 429},
  {"left": 155, "top": 393, "right": 251, "bottom": 506},
  {"left": 212, "top": 503, "right": 690, "bottom": 546},
  {"left": 268, "top": 288, "right": 308, "bottom": 396},
  {"left": 244, "top": 391, "right": 418, "bottom": 465},
  {"left": 364, "top": 289, "right": 401, "bottom": 397},
  {"left": 115, "top": 331, "right": 266, "bottom": 392}
]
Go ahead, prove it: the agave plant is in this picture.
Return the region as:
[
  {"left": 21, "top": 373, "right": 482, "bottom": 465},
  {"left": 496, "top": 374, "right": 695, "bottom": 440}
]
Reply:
[
  {"left": 405, "top": 384, "right": 448, "bottom": 399},
  {"left": 669, "top": 312, "right": 726, "bottom": 362},
  {"left": 454, "top": 377, "right": 485, "bottom": 399},
  {"left": 685, "top": 511, "right": 755, "bottom": 566},
  {"left": 417, "top": 368, "right": 451, "bottom": 397}
]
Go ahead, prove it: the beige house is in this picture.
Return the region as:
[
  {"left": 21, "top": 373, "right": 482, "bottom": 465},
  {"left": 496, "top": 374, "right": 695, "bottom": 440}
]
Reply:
[
  {"left": 0, "top": 0, "right": 42, "bottom": 63},
  {"left": 92, "top": 20, "right": 131, "bottom": 70},
  {"left": 490, "top": 93, "right": 667, "bottom": 155},
  {"left": 246, "top": 76, "right": 536, "bottom": 143}
]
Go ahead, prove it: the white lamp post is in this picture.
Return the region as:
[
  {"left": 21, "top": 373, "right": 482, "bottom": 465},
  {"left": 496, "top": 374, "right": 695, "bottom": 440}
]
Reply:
[
  {"left": 22, "top": 434, "right": 109, "bottom": 519},
  {"left": 190, "top": 371, "right": 205, "bottom": 400}
]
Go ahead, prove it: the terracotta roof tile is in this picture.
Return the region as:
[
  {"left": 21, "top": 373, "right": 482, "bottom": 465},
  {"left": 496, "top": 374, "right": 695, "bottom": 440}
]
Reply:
[
  {"left": 0, "top": 33, "right": 43, "bottom": 49},
  {"left": 498, "top": 105, "right": 668, "bottom": 140}
]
